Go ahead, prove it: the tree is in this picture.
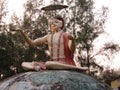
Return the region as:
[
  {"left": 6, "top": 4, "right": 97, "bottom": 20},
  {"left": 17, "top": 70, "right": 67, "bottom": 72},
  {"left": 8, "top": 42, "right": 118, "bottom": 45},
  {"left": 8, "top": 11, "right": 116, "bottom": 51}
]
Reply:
[
  {"left": 0, "top": 0, "right": 8, "bottom": 24},
  {"left": 0, "top": 0, "right": 11, "bottom": 80},
  {"left": 63, "top": 0, "right": 120, "bottom": 78},
  {"left": 8, "top": 0, "right": 50, "bottom": 72}
]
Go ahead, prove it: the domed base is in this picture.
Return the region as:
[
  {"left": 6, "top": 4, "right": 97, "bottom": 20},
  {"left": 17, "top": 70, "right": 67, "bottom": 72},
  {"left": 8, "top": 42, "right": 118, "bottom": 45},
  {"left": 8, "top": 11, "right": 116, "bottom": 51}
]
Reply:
[{"left": 0, "top": 70, "right": 110, "bottom": 90}]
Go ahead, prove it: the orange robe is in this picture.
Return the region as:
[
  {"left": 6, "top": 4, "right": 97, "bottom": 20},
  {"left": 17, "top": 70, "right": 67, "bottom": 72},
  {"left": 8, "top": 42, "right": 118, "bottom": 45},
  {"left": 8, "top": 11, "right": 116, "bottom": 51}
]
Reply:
[{"left": 63, "top": 33, "right": 76, "bottom": 66}]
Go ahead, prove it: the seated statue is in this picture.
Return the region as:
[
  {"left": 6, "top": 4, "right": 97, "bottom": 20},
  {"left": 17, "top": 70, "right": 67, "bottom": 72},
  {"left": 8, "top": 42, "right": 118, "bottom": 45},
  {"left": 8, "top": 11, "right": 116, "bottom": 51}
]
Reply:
[{"left": 11, "top": 15, "right": 88, "bottom": 71}]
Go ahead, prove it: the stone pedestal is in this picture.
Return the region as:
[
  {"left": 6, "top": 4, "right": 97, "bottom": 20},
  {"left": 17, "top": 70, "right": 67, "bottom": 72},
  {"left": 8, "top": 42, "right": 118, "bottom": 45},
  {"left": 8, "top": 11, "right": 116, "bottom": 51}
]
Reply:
[{"left": 0, "top": 70, "right": 110, "bottom": 90}]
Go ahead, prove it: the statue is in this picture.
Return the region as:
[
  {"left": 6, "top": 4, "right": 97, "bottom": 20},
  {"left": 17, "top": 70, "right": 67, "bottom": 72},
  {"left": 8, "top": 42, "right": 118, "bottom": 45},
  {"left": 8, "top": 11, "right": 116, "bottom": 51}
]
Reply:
[{"left": 10, "top": 15, "right": 88, "bottom": 71}]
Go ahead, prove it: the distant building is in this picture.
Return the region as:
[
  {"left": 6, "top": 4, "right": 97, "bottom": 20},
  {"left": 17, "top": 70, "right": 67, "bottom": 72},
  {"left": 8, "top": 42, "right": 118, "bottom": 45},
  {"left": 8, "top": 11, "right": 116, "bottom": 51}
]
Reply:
[{"left": 111, "top": 77, "right": 120, "bottom": 90}]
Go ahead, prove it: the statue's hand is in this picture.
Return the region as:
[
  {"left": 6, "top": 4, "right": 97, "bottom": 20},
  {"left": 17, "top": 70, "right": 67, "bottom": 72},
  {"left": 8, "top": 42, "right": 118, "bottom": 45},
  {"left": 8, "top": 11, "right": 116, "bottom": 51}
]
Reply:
[
  {"left": 68, "top": 34, "right": 74, "bottom": 40},
  {"left": 9, "top": 24, "right": 21, "bottom": 31}
]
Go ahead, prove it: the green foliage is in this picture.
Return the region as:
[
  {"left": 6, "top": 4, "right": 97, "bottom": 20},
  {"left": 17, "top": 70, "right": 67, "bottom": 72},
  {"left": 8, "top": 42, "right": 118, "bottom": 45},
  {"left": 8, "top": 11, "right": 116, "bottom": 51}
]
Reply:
[
  {"left": 0, "top": 32, "right": 24, "bottom": 79},
  {"left": 0, "top": 0, "right": 49, "bottom": 79}
]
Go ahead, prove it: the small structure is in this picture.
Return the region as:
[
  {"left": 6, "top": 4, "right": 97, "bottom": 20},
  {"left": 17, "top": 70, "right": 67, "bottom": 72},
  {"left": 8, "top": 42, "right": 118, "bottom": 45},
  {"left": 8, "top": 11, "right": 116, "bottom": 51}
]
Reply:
[
  {"left": 111, "top": 77, "right": 120, "bottom": 90},
  {"left": 0, "top": 70, "right": 110, "bottom": 90}
]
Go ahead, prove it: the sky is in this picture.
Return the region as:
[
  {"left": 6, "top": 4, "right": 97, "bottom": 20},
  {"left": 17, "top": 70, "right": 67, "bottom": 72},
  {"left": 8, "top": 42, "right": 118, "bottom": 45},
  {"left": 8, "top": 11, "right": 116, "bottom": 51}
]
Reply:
[
  {"left": 94, "top": 0, "right": 120, "bottom": 70},
  {"left": 6, "top": 0, "right": 120, "bottom": 70},
  {"left": 5, "top": 0, "right": 25, "bottom": 24},
  {"left": 95, "top": 0, "right": 120, "bottom": 43}
]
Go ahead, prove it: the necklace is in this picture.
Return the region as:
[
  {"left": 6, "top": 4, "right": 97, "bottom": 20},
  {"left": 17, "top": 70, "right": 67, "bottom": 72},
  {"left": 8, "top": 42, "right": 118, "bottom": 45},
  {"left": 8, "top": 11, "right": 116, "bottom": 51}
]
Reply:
[{"left": 50, "top": 31, "right": 63, "bottom": 61}]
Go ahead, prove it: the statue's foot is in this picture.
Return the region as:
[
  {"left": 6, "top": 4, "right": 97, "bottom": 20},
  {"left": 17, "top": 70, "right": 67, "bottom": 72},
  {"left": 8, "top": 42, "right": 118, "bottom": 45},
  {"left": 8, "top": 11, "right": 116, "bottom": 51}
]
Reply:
[{"left": 32, "top": 61, "right": 46, "bottom": 71}]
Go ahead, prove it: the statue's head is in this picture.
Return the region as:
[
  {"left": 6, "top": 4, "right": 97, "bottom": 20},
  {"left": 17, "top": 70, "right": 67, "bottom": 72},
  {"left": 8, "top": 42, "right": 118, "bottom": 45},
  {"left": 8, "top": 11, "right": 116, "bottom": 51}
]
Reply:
[{"left": 49, "top": 15, "right": 64, "bottom": 32}]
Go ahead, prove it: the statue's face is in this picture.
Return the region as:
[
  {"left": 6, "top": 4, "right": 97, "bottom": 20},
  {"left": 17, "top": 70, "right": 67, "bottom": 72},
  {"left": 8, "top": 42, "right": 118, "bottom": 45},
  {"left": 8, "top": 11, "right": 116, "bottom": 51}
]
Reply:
[
  {"left": 49, "top": 18, "right": 62, "bottom": 32},
  {"left": 50, "top": 22, "right": 60, "bottom": 32}
]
